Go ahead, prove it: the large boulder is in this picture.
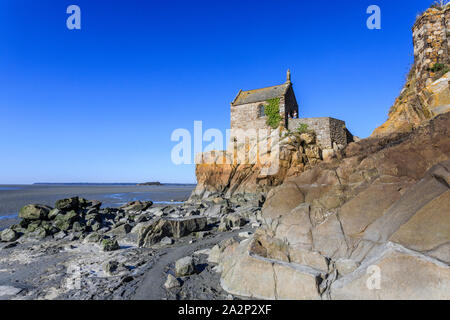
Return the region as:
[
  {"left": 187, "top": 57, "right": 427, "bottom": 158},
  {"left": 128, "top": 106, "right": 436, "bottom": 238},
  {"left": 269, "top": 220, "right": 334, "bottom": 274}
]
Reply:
[
  {"left": 120, "top": 201, "right": 153, "bottom": 212},
  {"left": 175, "top": 256, "right": 195, "bottom": 277},
  {"left": 138, "top": 217, "right": 207, "bottom": 248},
  {"left": 26, "top": 227, "right": 47, "bottom": 240},
  {"left": 223, "top": 214, "right": 247, "bottom": 229},
  {"left": 52, "top": 210, "right": 79, "bottom": 231},
  {"left": 18, "top": 204, "right": 52, "bottom": 220},
  {"left": 108, "top": 223, "right": 132, "bottom": 236},
  {"left": 219, "top": 239, "right": 322, "bottom": 300},
  {"left": 215, "top": 113, "right": 450, "bottom": 300},
  {"left": 55, "top": 197, "right": 79, "bottom": 211},
  {"left": 1, "top": 229, "right": 19, "bottom": 242}
]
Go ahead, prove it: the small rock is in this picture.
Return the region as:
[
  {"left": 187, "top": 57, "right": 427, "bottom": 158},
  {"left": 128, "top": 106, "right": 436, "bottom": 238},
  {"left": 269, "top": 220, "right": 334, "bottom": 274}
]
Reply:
[
  {"left": 83, "top": 232, "right": 102, "bottom": 243},
  {"left": 194, "top": 231, "right": 210, "bottom": 239},
  {"left": 225, "top": 214, "right": 247, "bottom": 229},
  {"left": 238, "top": 231, "right": 252, "bottom": 239},
  {"left": 86, "top": 200, "right": 102, "bottom": 210},
  {"left": 72, "top": 221, "right": 84, "bottom": 232},
  {"left": 67, "top": 233, "right": 80, "bottom": 241},
  {"left": 53, "top": 231, "right": 67, "bottom": 240},
  {"left": 300, "top": 132, "right": 315, "bottom": 144},
  {"left": 48, "top": 208, "right": 61, "bottom": 220},
  {"left": 175, "top": 256, "right": 195, "bottom": 277},
  {"left": 103, "top": 260, "right": 119, "bottom": 275},
  {"left": 164, "top": 274, "right": 181, "bottom": 289},
  {"left": 91, "top": 222, "right": 102, "bottom": 232},
  {"left": 101, "top": 238, "right": 120, "bottom": 252},
  {"left": 160, "top": 236, "right": 174, "bottom": 245},
  {"left": 121, "top": 201, "right": 153, "bottom": 212},
  {"left": 26, "top": 227, "right": 47, "bottom": 240},
  {"left": 108, "top": 223, "right": 131, "bottom": 236},
  {"left": 217, "top": 222, "right": 229, "bottom": 232},
  {"left": 135, "top": 215, "right": 148, "bottom": 223},
  {"left": 121, "top": 276, "right": 134, "bottom": 283},
  {"left": 1, "top": 229, "right": 19, "bottom": 242},
  {"left": 2, "top": 242, "right": 18, "bottom": 249}
]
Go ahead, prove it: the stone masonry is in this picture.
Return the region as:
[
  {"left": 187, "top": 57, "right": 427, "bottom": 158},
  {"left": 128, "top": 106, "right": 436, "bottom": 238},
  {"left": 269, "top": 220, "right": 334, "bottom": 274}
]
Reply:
[
  {"left": 230, "top": 70, "right": 350, "bottom": 150},
  {"left": 230, "top": 98, "right": 286, "bottom": 131},
  {"left": 413, "top": 6, "right": 450, "bottom": 90},
  {"left": 289, "top": 117, "right": 348, "bottom": 149}
]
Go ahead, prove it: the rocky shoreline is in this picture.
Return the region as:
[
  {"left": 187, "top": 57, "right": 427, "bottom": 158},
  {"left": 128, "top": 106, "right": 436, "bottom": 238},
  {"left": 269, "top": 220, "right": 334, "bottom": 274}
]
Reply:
[{"left": 0, "top": 194, "right": 263, "bottom": 300}]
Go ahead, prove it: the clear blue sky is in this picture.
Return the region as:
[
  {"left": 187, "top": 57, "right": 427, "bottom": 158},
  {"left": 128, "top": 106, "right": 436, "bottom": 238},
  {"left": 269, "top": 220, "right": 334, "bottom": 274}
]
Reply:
[{"left": 0, "top": 0, "right": 434, "bottom": 184}]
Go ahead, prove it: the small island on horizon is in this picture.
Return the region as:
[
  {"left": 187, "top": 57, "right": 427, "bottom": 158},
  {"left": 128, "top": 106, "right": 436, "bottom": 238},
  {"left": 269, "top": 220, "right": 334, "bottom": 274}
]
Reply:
[{"left": 137, "top": 181, "right": 163, "bottom": 186}]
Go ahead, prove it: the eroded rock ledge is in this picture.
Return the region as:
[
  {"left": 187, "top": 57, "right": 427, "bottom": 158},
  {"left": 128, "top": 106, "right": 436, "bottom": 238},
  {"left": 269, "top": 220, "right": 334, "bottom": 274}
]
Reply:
[{"left": 211, "top": 113, "right": 450, "bottom": 300}]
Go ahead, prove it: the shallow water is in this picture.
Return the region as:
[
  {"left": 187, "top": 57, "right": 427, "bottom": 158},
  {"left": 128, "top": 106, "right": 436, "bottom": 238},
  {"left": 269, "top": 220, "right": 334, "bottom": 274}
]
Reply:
[{"left": 0, "top": 184, "right": 196, "bottom": 221}]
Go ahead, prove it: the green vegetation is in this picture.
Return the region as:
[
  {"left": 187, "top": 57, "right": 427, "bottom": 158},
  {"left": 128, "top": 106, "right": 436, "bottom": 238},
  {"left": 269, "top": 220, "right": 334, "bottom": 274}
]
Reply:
[
  {"left": 264, "top": 98, "right": 282, "bottom": 129},
  {"left": 430, "top": 63, "right": 446, "bottom": 72},
  {"left": 296, "top": 124, "right": 309, "bottom": 134},
  {"left": 430, "top": 63, "right": 450, "bottom": 80}
]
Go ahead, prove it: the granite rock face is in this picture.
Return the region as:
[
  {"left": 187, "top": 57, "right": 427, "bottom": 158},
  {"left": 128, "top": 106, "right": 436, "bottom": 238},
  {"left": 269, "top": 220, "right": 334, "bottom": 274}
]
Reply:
[
  {"left": 214, "top": 113, "right": 450, "bottom": 300},
  {"left": 373, "top": 7, "right": 450, "bottom": 137},
  {"left": 190, "top": 128, "right": 344, "bottom": 202}
]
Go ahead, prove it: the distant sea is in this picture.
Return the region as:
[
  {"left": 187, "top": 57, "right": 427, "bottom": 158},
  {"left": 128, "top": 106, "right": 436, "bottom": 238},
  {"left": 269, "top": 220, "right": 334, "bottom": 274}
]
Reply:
[{"left": 0, "top": 183, "right": 196, "bottom": 229}]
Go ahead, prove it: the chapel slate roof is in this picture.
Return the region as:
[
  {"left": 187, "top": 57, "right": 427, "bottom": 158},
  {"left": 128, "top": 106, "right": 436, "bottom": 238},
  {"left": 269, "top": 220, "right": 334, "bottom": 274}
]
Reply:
[{"left": 231, "top": 83, "right": 290, "bottom": 106}]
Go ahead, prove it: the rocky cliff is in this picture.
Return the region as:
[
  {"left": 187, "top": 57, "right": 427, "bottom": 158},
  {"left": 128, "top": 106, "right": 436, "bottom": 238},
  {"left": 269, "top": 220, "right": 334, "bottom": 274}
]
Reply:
[
  {"left": 373, "top": 6, "right": 450, "bottom": 136},
  {"left": 190, "top": 130, "right": 330, "bottom": 202},
  {"left": 215, "top": 112, "right": 450, "bottom": 299},
  {"left": 196, "top": 6, "right": 450, "bottom": 300}
]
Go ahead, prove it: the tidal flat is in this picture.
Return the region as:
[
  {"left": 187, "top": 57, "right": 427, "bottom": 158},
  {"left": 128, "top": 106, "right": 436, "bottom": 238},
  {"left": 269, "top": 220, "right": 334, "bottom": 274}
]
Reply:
[{"left": 0, "top": 184, "right": 195, "bottom": 230}]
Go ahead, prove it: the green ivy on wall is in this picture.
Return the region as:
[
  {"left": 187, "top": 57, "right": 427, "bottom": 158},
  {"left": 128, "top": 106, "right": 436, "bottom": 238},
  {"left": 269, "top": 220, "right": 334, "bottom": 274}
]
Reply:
[{"left": 265, "top": 98, "right": 282, "bottom": 129}]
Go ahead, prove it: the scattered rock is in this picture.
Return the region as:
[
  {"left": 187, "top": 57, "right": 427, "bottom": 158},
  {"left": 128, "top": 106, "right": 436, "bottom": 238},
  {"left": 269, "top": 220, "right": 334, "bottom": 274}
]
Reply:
[
  {"left": 101, "top": 238, "right": 120, "bottom": 252},
  {"left": 238, "top": 232, "right": 252, "bottom": 239},
  {"left": 175, "top": 256, "right": 195, "bottom": 277},
  {"left": 164, "top": 274, "right": 181, "bottom": 289},
  {"left": 217, "top": 222, "right": 229, "bottom": 232},
  {"left": 1, "top": 242, "right": 18, "bottom": 249},
  {"left": 108, "top": 223, "right": 131, "bottom": 236},
  {"left": 26, "top": 227, "right": 47, "bottom": 240},
  {"left": 194, "top": 231, "right": 210, "bottom": 239},
  {"left": 224, "top": 214, "right": 247, "bottom": 229},
  {"left": 83, "top": 232, "right": 102, "bottom": 243},
  {"left": 18, "top": 204, "right": 51, "bottom": 220},
  {"left": 138, "top": 216, "right": 207, "bottom": 248},
  {"left": 53, "top": 231, "right": 67, "bottom": 240},
  {"left": 121, "top": 201, "right": 153, "bottom": 212},
  {"left": 103, "top": 261, "right": 119, "bottom": 275},
  {"left": 160, "top": 236, "right": 174, "bottom": 246},
  {"left": 48, "top": 208, "right": 61, "bottom": 220},
  {"left": 1, "top": 228, "right": 19, "bottom": 242},
  {"left": 55, "top": 197, "right": 79, "bottom": 211}
]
